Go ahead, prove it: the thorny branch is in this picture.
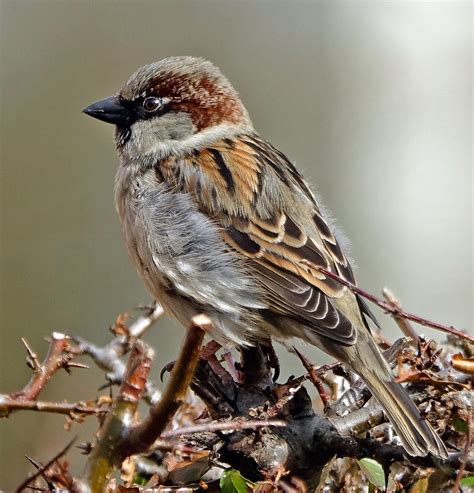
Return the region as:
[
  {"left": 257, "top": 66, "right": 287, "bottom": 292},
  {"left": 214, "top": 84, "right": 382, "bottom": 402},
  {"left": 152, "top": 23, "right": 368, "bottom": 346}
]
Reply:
[
  {"left": 309, "top": 263, "right": 474, "bottom": 344},
  {"left": 2, "top": 287, "right": 473, "bottom": 492},
  {"left": 10, "top": 332, "right": 73, "bottom": 401}
]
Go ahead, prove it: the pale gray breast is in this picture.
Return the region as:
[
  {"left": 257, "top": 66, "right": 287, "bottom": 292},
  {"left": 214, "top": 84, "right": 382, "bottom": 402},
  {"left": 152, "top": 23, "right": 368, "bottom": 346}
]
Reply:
[{"left": 114, "top": 166, "right": 266, "bottom": 320}]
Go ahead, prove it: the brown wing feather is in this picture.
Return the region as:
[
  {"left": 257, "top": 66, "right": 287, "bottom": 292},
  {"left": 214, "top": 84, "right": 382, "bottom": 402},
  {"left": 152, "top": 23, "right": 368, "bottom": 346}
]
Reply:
[
  {"left": 164, "top": 133, "right": 363, "bottom": 345},
  {"left": 218, "top": 135, "right": 361, "bottom": 344}
]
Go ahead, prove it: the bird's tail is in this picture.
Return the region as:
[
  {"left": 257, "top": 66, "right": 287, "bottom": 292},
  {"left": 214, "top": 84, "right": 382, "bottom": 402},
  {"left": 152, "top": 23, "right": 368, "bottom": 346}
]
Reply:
[{"left": 354, "top": 344, "right": 448, "bottom": 459}]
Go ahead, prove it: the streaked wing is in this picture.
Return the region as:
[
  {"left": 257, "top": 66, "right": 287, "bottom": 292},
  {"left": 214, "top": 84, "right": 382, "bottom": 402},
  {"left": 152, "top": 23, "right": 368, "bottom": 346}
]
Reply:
[{"left": 159, "top": 133, "right": 365, "bottom": 344}]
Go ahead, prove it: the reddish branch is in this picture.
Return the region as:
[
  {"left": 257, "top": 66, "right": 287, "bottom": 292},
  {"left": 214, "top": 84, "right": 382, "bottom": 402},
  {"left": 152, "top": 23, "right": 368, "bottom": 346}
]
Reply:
[
  {"left": 10, "top": 332, "right": 73, "bottom": 401},
  {"left": 310, "top": 264, "right": 474, "bottom": 344},
  {"left": 293, "top": 347, "right": 340, "bottom": 408},
  {"left": 79, "top": 340, "right": 154, "bottom": 492}
]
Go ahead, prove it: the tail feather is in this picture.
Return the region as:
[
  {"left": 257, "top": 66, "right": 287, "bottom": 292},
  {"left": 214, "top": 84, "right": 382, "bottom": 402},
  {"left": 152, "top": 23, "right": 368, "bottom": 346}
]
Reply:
[{"left": 360, "top": 367, "right": 448, "bottom": 459}]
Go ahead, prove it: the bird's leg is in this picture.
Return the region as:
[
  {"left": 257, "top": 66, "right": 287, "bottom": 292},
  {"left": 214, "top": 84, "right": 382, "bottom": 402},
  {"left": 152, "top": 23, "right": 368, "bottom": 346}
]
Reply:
[
  {"left": 239, "top": 345, "right": 273, "bottom": 386},
  {"left": 261, "top": 342, "right": 281, "bottom": 382}
]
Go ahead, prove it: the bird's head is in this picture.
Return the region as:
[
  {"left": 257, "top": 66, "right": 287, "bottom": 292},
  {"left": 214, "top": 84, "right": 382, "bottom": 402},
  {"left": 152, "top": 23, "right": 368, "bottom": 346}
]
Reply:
[{"left": 83, "top": 56, "right": 252, "bottom": 159}]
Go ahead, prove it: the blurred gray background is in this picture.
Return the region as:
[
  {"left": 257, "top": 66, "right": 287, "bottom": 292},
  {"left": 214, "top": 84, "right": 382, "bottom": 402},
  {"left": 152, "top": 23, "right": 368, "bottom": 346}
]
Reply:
[{"left": 1, "top": 0, "right": 472, "bottom": 488}]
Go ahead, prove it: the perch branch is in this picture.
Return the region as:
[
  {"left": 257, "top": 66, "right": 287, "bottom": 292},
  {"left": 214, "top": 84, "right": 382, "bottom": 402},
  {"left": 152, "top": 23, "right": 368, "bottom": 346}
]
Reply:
[
  {"left": 128, "top": 315, "right": 208, "bottom": 453},
  {"left": 161, "top": 419, "right": 286, "bottom": 438}
]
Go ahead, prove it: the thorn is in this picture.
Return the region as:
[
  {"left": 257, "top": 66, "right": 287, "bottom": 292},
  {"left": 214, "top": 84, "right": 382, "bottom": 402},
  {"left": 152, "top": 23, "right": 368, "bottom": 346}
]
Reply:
[
  {"left": 16, "top": 437, "right": 77, "bottom": 492},
  {"left": 25, "top": 455, "right": 42, "bottom": 470},
  {"left": 77, "top": 442, "right": 92, "bottom": 455},
  {"left": 64, "top": 362, "right": 89, "bottom": 370},
  {"left": 21, "top": 338, "right": 41, "bottom": 371},
  {"left": 97, "top": 381, "right": 115, "bottom": 391},
  {"left": 24, "top": 456, "right": 54, "bottom": 489},
  {"left": 136, "top": 300, "right": 158, "bottom": 314}
]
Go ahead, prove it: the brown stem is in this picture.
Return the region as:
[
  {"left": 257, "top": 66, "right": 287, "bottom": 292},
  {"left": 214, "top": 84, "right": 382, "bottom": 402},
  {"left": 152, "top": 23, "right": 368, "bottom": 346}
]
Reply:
[
  {"left": 161, "top": 419, "right": 285, "bottom": 438},
  {"left": 11, "top": 332, "right": 72, "bottom": 401},
  {"left": 0, "top": 398, "right": 107, "bottom": 417},
  {"left": 293, "top": 347, "right": 339, "bottom": 408},
  {"left": 307, "top": 264, "right": 474, "bottom": 344},
  {"left": 80, "top": 340, "right": 154, "bottom": 492},
  {"left": 128, "top": 315, "right": 208, "bottom": 453}
]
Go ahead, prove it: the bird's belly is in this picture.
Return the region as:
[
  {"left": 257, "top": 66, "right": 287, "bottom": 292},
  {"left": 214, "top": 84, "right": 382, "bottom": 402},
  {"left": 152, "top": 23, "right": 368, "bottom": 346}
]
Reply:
[{"left": 116, "top": 179, "right": 266, "bottom": 345}]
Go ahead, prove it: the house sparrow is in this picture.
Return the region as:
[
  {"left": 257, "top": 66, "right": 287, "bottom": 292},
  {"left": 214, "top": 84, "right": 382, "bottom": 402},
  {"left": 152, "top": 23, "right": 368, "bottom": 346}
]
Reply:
[{"left": 84, "top": 56, "right": 447, "bottom": 459}]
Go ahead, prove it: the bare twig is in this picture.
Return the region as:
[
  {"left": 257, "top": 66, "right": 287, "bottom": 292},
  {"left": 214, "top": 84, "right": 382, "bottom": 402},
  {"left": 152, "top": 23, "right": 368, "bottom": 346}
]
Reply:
[
  {"left": 306, "top": 263, "right": 474, "bottom": 344},
  {"left": 15, "top": 437, "right": 76, "bottom": 493},
  {"left": 0, "top": 398, "right": 108, "bottom": 417},
  {"left": 382, "top": 288, "right": 419, "bottom": 341},
  {"left": 293, "top": 348, "right": 339, "bottom": 408},
  {"left": 21, "top": 338, "right": 41, "bottom": 371},
  {"left": 11, "top": 333, "right": 72, "bottom": 401},
  {"left": 161, "top": 419, "right": 286, "bottom": 438}
]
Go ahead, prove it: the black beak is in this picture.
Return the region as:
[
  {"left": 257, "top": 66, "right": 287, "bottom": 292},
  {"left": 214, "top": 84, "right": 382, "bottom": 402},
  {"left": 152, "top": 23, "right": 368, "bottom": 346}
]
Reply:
[{"left": 83, "top": 96, "right": 131, "bottom": 125}]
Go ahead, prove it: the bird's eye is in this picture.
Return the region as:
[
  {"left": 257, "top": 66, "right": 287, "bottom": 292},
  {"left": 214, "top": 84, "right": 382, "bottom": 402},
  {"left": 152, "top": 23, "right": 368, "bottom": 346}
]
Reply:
[{"left": 142, "top": 96, "right": 162, "bottom": 113}]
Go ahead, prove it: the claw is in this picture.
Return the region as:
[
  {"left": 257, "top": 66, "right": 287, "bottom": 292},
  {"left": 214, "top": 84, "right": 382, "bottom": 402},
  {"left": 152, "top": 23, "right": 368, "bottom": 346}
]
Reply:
[{"left": 160, "top": 361, "right": 175, "bottom": 382}]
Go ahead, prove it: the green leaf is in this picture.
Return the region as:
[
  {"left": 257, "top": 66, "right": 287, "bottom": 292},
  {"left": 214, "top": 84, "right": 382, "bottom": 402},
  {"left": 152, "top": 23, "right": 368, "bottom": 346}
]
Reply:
[
  {"left": 453, "top": 417, "right": 468, "bottom": 433},
  {"left": 220, "top": 470, "right": 249, "bottom": 493},
  {"left": 132, "top": 474, "right": 148, "bottom": 486},
  {"left": 357, "top": 458, "right": 386, "bottom": 490},
  {"left": 460, "top": 476, "right": 474, "bottom": 487}
]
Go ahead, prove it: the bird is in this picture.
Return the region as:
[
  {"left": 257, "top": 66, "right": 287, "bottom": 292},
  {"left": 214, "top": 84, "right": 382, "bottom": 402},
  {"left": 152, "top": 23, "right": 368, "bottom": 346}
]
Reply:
[{"left": 83, "top": 56, "right": 447, "bottom": 459}]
